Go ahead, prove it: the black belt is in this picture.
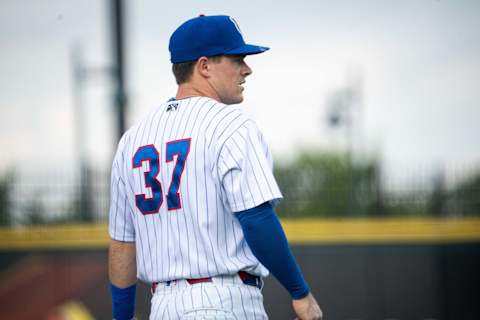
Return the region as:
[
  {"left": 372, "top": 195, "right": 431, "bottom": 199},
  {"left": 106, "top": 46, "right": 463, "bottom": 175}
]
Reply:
[{"left": 151, "top": 271, "right": 262, "bottom": 293}]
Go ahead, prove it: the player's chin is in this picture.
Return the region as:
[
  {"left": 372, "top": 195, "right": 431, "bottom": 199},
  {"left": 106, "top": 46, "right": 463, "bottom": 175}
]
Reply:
[
  {"left": 236, "top": 88, "right": 245, "bottom": 102},
  {"left": 234, "top": 94, "right": 244, "bottom": 104},
  {"left": 223, "top": 93, "right": 244, "bottom": 105}
]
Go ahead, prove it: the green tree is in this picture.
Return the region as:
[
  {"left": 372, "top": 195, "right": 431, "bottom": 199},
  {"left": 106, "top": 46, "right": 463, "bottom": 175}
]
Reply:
[
  {"left": 0, "top": 171, "right": 14, "bottom": 226},
  {"left": 274, "top": 150, "right": 384, "bottom": 218},
  {"left": 22, "top": 194, "right": 47, "bottom": 225},
  {"left": 445, "top": 171, "right": 480, "bottom": 216}
]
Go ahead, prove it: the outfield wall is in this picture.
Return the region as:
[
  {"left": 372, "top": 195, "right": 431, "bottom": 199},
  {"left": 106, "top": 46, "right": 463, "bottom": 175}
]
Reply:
[{"left": 1, "top": 218, "right": 479, "bottom": 320}]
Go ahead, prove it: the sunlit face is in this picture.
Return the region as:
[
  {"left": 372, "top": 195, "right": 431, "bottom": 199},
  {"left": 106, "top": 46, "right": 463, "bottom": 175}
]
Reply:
[{"left": 207, "top": 55, "right": 252, "bottom": 105}]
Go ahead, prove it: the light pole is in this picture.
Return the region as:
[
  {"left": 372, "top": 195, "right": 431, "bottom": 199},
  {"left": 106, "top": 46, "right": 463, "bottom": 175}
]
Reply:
[
  {"left": 71, "top": 43, "right": 92, "bottom": 221},
  {"left": 326, "top": 71, "right": 363, "bottom": 215},
  {"left": 69, "top": 0, "right": 128, "bottom": 221},
  {"left": 111, "top": 0, "right": 127, "bottom": 142}
]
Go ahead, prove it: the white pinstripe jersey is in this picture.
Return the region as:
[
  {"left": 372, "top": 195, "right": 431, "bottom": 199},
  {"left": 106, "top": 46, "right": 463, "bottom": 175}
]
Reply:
[{"left": 109, "top": 96, "right": 283, "bottom": 283}]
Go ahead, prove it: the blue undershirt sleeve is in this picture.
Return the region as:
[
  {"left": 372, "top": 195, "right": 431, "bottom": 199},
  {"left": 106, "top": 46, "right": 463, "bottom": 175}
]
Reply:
[{"left": 235, "top": 202, "right": 310, "bottom": 299}]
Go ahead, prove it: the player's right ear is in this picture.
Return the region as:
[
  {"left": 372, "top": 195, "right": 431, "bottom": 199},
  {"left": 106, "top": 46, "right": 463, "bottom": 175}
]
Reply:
[{"left": 196, "top": 56, "right": 211, "bottom": 78}]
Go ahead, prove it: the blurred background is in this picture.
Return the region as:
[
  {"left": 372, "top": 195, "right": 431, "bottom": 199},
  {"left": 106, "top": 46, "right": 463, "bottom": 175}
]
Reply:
[{"left": 1, "top": 0, "right": 479, "bottom": 319}]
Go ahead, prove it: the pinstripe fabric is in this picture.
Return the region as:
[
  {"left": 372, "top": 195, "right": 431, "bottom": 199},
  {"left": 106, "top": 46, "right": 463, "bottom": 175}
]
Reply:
[
  {"left": 149, "top": 275, "right": 268, "bottom": 320},
  {"left": 108, "top": 97, "right": 282, "bottom": 318}
]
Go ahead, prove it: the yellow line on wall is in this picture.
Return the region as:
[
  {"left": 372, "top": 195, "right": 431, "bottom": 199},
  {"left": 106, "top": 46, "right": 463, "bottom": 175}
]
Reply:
[
  {"left": 0, "top": 217, "right": 479, "bottom": 250},
  {"left": 281, "top": 217, "right": 480, "bottom": 244},
  {"left": 0, "top": 224, "right": 109, "bottom": 250}
]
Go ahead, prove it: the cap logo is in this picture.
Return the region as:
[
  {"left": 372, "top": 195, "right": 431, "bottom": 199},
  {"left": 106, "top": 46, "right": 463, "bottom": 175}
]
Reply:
[{"left": 229, "top": 17, "right": 243, "bottom": 37}]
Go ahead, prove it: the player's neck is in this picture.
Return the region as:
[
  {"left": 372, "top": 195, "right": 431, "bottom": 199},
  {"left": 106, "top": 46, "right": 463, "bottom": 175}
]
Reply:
[{"left": 176, "top": 82, "right": 220, "bottom": 102}]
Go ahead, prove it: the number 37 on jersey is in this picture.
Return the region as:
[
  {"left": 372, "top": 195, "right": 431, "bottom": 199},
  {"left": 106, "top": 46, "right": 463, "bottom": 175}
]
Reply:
[{"left": 132, "top": 138, "right": 191, "bottom": 215}]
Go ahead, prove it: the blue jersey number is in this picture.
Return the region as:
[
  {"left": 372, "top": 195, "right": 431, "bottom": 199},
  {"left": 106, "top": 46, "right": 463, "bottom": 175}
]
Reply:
[
  {"left": 133, "top": 145, "right": 163, "bottom": 214},
  {"left": 132, "top": 139, "right": 191, "bottom": 215}
]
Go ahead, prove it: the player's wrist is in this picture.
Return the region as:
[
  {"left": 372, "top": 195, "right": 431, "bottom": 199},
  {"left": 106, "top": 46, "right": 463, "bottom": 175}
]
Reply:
[
  {"left": 292, "top": 290, "right": 311, "bottom": 300},
  {"left": 292, "top": 288, "right": 310, "bottom": 300},
  {"left": 110, "top": 282, "right": 136, "bottom": 320}
]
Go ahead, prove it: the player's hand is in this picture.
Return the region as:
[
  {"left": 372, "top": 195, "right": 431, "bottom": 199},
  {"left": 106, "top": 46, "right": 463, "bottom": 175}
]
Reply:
[{"left": 292, "top": 292, "right": 323, "bottom": 320}]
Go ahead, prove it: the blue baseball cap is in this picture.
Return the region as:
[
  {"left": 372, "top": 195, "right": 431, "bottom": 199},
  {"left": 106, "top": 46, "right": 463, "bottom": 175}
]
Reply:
[{"left": 169, "top": 15, "right": 269, "bottom": 63}]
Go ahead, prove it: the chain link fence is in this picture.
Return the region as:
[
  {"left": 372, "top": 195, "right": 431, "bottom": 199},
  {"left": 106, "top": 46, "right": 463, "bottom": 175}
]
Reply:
[{"left": 1, "top": 156, "right": 479, "bottom": 226}]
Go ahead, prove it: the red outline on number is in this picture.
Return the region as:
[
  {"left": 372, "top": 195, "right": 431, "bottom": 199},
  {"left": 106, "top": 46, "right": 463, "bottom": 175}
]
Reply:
[
  {"left": 132, "top": 144, "right": 162, "bottom": 215},
  {"left": 165, "top": 138, "right": 191, "bottom": 211}
]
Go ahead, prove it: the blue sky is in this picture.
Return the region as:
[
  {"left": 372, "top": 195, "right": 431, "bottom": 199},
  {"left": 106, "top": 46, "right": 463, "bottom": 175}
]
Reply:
[{"left": 1, "top": 0, "right": 479, "bottom": 186}]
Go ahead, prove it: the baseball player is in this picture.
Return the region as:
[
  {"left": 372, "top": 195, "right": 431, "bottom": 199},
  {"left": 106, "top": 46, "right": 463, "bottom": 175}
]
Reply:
[{"left": 108, "top": 14, "right": 322, "bottom": 320}]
